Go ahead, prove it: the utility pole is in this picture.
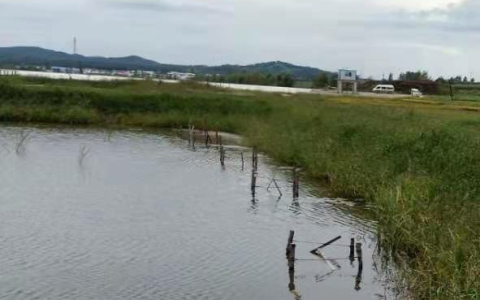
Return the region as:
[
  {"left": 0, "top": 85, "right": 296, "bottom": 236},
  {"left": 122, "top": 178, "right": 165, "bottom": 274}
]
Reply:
[
  {"left": 449, "top": 79, "right": 454, "bottom": 101},
  {"left": 73, "top": 37, "right": 77, "bottom": 55}
]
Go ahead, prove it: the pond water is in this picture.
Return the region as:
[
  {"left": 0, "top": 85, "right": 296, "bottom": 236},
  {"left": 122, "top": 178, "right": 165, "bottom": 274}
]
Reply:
[{"left": 0, "top": 125, "right": 398, "bottom": 300}]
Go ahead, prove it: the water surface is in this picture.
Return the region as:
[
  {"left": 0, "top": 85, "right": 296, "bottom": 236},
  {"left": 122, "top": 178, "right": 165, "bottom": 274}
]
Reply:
[{"left": 0, "top": 126, "right": 396, "bottom": 299}]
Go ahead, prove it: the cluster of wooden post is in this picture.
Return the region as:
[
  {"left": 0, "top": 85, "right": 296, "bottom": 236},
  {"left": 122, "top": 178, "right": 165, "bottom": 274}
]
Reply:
[
  {"left": 251, "top": 148, "right": 258, "bottom": 196},
  {"left": 311, "top": 235, "right": 363, "bottom": 290},
  {"left": 292, "top": 168, "right": 300, "bottom": 198},
  {"left": 186, "top": 128, "right": 224, "bottom": 149},
  {"left": 286, "top": 231, "right": 364, "bottom": 292}
]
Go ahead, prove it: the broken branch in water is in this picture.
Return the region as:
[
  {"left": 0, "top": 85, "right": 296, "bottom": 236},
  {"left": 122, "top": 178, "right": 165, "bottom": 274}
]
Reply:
[
  {"left": 311, "top": 249, "right": 341, "bottom": 271},
  {"left": 78, "top": 145, "right": 91, "bottom": 166},
  {"left": 267, "top": 178, "right": 283, "bottom": 197},
  {"left": 15, "top": 130, "right": 31, "bottom": 154},
  {"left": 310, "top": 236, "right": 342, "bottom": 254}
]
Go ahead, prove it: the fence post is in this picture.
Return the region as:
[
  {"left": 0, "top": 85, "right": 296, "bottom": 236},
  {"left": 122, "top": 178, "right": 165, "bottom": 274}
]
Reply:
[
  {"left": 288, "top": 244, "right": 296, "bottom": 271},
  {"left": 251, "top": 169, "right": 257, "bottom": 196},
  {"left": 449, "top": 80, "right": 454, "bottom": 101},
  {"left": 286, "top": 230, "right": 295, "bottom": 257},
  {"left": 205, "top": 131, "right": 209, "bottom": 147},
  {"left": 252, "top": 147, "right": 258, "bottom": 172},
  {"left": 349, "top": 238, "right": 355, "bottom": 262},
  {"left": 220, "top": 146, "right": 225, "bottom": 166},
  {"left": 241, "top": 152, "right": 245, "bottom": 170},
  {"left": 355, "top": 242, "right": 363, "bottom": 291},
  {"left": 292, "top": 168, "right": 300, "bottom": 198}
]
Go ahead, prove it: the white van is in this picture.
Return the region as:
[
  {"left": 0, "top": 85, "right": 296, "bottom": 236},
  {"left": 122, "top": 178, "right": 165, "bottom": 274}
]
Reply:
[
  {"left": 372, "top": 84, "right": 395, "bottom": 94},
  {"left": 411, "top": 88, "right": 423, "bottom": 97}
]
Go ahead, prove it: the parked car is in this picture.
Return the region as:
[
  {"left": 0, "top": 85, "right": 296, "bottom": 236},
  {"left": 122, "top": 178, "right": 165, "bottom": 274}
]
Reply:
[
  {"left": 372, "top": 84, "right": 395, "bottom": 94},
  {"left": 411, "top": 88, "right": 423, "bottom": 97}
]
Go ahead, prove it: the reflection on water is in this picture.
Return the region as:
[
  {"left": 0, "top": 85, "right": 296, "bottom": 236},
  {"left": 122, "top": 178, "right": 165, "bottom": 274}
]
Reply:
[{"left": 0, "top": 125, "right": 399, "bottom": 300}]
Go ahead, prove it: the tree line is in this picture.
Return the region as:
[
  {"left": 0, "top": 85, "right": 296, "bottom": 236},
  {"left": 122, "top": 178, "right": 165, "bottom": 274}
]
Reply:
[
  {"left": 202, "top": 72, "right": 296, "bottom": 87},
  {"left": 198, "top": 69, "right": 477, "bottom": 89},
  {"left": 386, "top": 71, "right": 475, "bottom": 84}
]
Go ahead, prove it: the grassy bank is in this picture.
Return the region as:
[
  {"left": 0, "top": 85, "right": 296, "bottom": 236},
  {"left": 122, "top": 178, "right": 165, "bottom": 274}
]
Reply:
[{"left": 1, "top": 77, "right": 480, "bottom": 299}]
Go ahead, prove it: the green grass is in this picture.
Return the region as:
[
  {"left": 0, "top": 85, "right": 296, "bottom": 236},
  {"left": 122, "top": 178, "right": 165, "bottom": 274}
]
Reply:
[
  {"left": 1, "top": 76, "right": 480, "bottom": 299},
  {"left": 434, "top": 83, "right": 480, "bottom": 103}
]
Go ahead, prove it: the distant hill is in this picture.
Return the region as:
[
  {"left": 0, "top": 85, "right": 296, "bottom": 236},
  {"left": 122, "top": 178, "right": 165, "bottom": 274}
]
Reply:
[{"left": 0, "top": 47, "right": 329, "bottom": 80}]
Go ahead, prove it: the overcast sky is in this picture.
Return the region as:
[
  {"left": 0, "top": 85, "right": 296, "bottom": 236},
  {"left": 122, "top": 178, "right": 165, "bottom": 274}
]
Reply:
[{"left": 0, "top": 0, "right": 477, "bottom": 79}]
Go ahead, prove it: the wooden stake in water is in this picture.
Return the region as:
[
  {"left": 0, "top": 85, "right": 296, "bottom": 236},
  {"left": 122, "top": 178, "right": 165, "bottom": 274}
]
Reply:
[
  {"left": 188, "top": 125, "right": 195, "bottom": 147},
  {"left": 356, "top": 243, "right": 363, "bottom": 261},
  {"left": 349, "top": 238, "right": 355, "bottom": 262},
  {"left": 292, "top": 168, "right": 300, "bottom": 198},
  {"left": 251, "top": 147, "right": 258, "bottom": 196},
  {"left": 188, "top": 125, "right": 192, "bottom": 145},
  {"left": 241, "top": 152, "right": 245, "bottom": 171},
  {"left": 288, "top": 267, "right": 296, "bottom": 292},
  {"left": 220, "top": 146, "right": 225, "bottom": 166},
  {"left": 252, "top": 147, "right": 258, "bottom": 172},
  {"left": 251, "top": 169, "right": 257, "bottom": 196},
  {"left": 286, "top": 230, "right": 295, "bottom": 257},
  {"left": 355, "top": 243, "right": 363, "bottom": 291},
  {"left": 205, "top": 130, "right": 211, "bottom": 148},
  {"left": 288, "top": 244, "right": 296, "bottom": 271},
  {"left": 293, "top": 169, "right": 296, "bottom": 198}
]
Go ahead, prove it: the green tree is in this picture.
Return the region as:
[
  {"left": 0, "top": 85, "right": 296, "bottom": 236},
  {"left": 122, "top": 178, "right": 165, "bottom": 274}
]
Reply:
[
  {"left": 313, "top": 73, "right": 329, "bottom": 88},
  {"left": 451, "top": 76, "right": 462, "bottom": 84},
  {"left": 276, "top": 73, "right": 295, "bottom": 87},
  {"left": 220, "top": 72, "right": 296, "bottom": 87},
  {"left": 331, "top": 74, "right": 338, "bottom": 88},
  {"left": 398, "top": 70, "right": 430, "bottom": 81}
]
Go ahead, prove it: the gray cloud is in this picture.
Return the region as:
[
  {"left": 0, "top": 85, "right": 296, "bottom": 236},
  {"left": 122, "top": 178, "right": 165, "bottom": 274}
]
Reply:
[
  {"left": 374, "top": 0, "right": 480, "bottom": 32},
  {"left": 98, "top": 0, "right": 232, "bottom": 14},
  {"left": 419, "top": 0, "right": 480, "bottom": 32},
  {"left": 0, "top": 0, "right": 478, "bottom": 79}
]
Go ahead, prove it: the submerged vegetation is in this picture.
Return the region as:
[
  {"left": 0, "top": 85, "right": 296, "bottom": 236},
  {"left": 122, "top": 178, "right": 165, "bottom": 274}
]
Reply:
[{"left": 1, "top": 76, "right": 480, "bottom": 299}]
